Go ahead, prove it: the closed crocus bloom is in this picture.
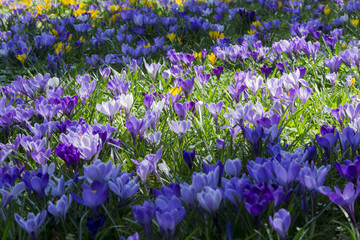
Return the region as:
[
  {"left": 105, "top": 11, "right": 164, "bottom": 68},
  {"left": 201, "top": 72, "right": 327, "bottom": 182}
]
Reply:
[
  {"left": 168, "top": 120, "right": 192, "bottom": 135},
  {"left": 335, "top": 156, "right": 360, "bottom": 183},
  {"left": 224, "top": 158, "right": 242, "bottom": 178},
  {"left": 96, "top": 99, "right": 121, "bottom": 124},
  {"left": 108, "top": 172, "right": 139, "bottom": 206},
  {"left": 197, "top": 186, "right": 222, "bottom": 214},
  {"left": 0, "top": 182, "right": 25, "bottom": 208},
  {"left": 14, "top": 211, "right": 47, "bottom": 240},
  {"left": 132, "top": 201, "right": 155, "bottom": 238},
  {"left": 269, "top": 209, "right": 291, "bottom": 240},
  {"left": 144, "top": 61, "right": 162, "bottom": 82},
  {"left": 182, "top": 149, "right": 195, "bottom": 169},
  {"left": 324, "top": 56, "right": 342, "bottom": 73},
  {"left": 118, "top": 93, "right": 134, "bottom": 119}
]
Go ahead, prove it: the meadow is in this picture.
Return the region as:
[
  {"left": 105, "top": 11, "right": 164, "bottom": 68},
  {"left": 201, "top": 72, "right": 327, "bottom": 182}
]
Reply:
[{"left": 1, "top": 0, "right": 360, "bottom": 239}]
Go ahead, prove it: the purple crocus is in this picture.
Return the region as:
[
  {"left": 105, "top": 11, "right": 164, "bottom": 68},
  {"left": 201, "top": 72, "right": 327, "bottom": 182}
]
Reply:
[
  {"left": 99, "top": 67, "right": 111, "bottom": 80},
  {"left": 205, "top": 101, "right": 223, "bottom": 126},
  {"left": 155, "top": 195, "right": 186, "bottom": 240},
  {"left": 324, "top": 56, "right": 342, "bottom": 73},
  {"left": 269, "top": 209, "right": 291, "bottom": 240},
  {"left": 47, "top": 195, "right": 72, "bottom": 220},
  {"left": 126, "top": 115, "right": 152, "bottom": 145},
  {"left": 298, "top": 87, "right": 312, "bottom": 104},
  {"left": 132, "top": 201, "right": 155, "bottom": 239},
  {"left": 0, "top": 182, "right": 25, "bottom": 208},
  {"left": 224, "top": 158, "right": 242, "bottom": 178},
  {"left": 328, "top": 182, "right": 360, "bottom": 231},
  {"left": 315, "top": 129, "right": 339, "bottom": 159},
  {"left": 14, "top": 211, "right": 47, "bottom": 240},
  {"left": 178, "top": 78, "right": 194, "bottom": 98},
  {"left": 212, "top": 66, "right": 224, "bottom": 78},
  {"left": 108, "top": 172, "right": 139, "bottom": 206},
  {"left": 183, "top": 149, "right": 195, "bottom": 169},
  {"left": 243, "top": 125, "right": 264, "bottom": 156},
  {"left": 326, "top": 72, "right": 338, "bottom": 89},
  {"left": 54, "top": 143, "right": 80, "bottom": 172},
  {"left": 71, "top": 181, "right": 109, "bottom": 216},
  {"left": 335, "top": 156, "right": 360, "bottom": 184},
  {"left": 174, "top": 102, "right": 192, "bottom": 120}
]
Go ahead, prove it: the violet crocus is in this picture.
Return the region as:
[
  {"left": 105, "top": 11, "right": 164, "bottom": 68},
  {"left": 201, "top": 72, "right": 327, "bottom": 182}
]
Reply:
[
  {"left": 174, "top": 102, "right": 192, "bottom": 120},
  {"left": 108, "top": 172, "right": 139, "bottom": 206},
  {"left": 224, "top": 158, "right": 242, "bottom": 178},
  {"left": 99, "top": 67, "right": 111, "bottom": 80},
  {"left": 328, "top": 182, "right": 360, "bottom": 232},
  {"left": 269, "top": 209, "right": 291, "bottom": 240},
  {"left": 335, "top": 156, "right": 360, "bottom": 184},
  {"left": 126, "top": 115, "right": 152, "bottom": 145},
  {"left": 315, "top": 129, "right": 339, "bottom": 159},
  {"left": 96, "top": 99, "right": 121, "bottom": 124},
  {"left": 54, "top": 143, "right": 80, "bottom": 172},
  {"left": 75, "top": 74, "right": 97, "bottom": 105},
  {"left": 298, "top": 87, "right": 312, "bottom": 104},
  {"left": 244, "top": 75, "right": 263, "bottom": 95},
  {"left": 326, "top": 72, "right": 338, "bottom": 89},
  {"left": 0, "top": 182, "right": 25, "bottom": 208},
  {"left": 155, "top": 195, "right": 186, "bottom": 240},
  {"left": 47, "top": 195, "right": 72, "bottom": 220},
  {"left": 71, "top": 181, "right": 109, "bottom": 216},
  {"left": 212, "top": 66, "right": 224, "bottom": 78},
  {"left": 85, "top": 215, "right": 106, "bottom": 239},
  {"left": 83, "top": 159, "right": 120, "bottom": 184},
  {"left": 243, "top": 125, "right": 264, "bottom": 156},
  {"left": 132, "top": 201, "right": 155, "bottom": 239},
  {"left": 14, "top": 211, "right": 47, "bottom": 240},
  {"left": 324, "top": 56, "right": 342, "bottom": 73},
  {"left": 178, "top": 78, "right": 194, "bottom": 98},
  {"left": 145, "top": 62, "right": 162, "bottom": 82},
  {"left": 205, "top": 101, "right": 223, "bottom": 126},
  {"left": 183, "top": 149, "right": 195, "bottom": 169}
]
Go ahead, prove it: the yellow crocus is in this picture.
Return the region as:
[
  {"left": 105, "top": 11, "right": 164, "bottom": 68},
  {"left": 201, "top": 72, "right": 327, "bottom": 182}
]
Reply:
[
  {"left": 352, "top": 19, "right": 359, "bottom": 27},
  {"left": 65, "top": 45, "right": 71, "bottom": 53},
  {"left": 90, "top": 10, "right": 99, "bottom": 19},
  {"left": 194, "top": 52, "right": 202, "bottom": 60},
  {"left": 208, "top": 53, "right": 216, "bottom": 65},
  {"left": 351, "top": 78, "right": 356, "bottom": 85},
  {"left": 144, "top": 43, "right": 151, "bottom": 48},
  {"left": 79, "top": 36, "right": 86, "bottom": 43},
  {"left": 324, "top": 5, "right": 330, "bottom": 16},
  {"left": 129, "top": 0, "right": 135, "bottom": 3},
  {"left": 54, "top": 42, "right": 63, "bottom": 55},
  {"left": 16, "top": 54, "right": 26, "bottom": 64},
  {"left": 169, "top": 87, "right": 182, "bottom": 96},
  {"left": 167, "top": 33, "right": 176, "bottom": 43},
  {"left": 278, "top": 1, "right": 282, "bottom": 8},
  {"left": 175, "top": 0, "right": 183, "bottom": 7},
  {"left": 109, "top": 5, "right": 119, "bottom": 12},
  {"left": 252, "top": 21, "right": 261, "bottom": 29},
  {"left": 50, "top": 28, "right": 58, "bottom": 36},
  {"left": 248, "top": 29, "right": 256, "bottom": 35}
]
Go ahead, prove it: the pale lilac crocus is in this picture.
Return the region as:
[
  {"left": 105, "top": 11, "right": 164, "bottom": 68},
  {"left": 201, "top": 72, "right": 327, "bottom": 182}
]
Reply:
[
  {"left": 96, "top": 99, "right": 121, "bottom": 124},
  {"left": 168, "top": 120, "right": 192, "bottom": 135},
  {"left": 326, "top": 72, "right": 338, "bottom": 89},
  {"left": 205, "top": 101, "right": 223, "bottom": 126},
  {"left": 145, "top": 61, "right": 162, "bottom": 82},
  {"left": 118, "top": 93, "right": 133, "bottom": 119}
]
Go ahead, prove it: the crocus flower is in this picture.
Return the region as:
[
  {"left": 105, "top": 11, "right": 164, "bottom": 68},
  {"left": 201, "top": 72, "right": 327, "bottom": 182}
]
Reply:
[
  {"left": 71, "top": 181, "right": 109, "bottom": 216},
  {"left": 85, "top": 215, "right": 106, "bottom": 239},
  {"left": 224, "top": 158, "right": 242, "bottom": 178},
  {"left": 14, "top": 211, "right": 47, "bottom": 240},
  {"left": 155, "top": 195, "right": 186, "bottom": 239},
  {"left": 132, "top": 201, "right": 155, "bottom": 239},
  {"left": 197, "top": 186, "right": 222, "bottom": 214},
  {"left": 54, "top": 143, "right": 80, "bottom": 172},
  {"left": 205, "top": 101, "right": 223, "bottom": 126},
  {"left": 326, "top": 72, "right": 338, "bottom": 88},
  {"left": 335, "top": 156, "right": 360, "bottom": 184},
  {"left": 145, "top": 62, "right": 162, "bottom": 82},
  {"left": 212, "top": 66, "right": 223, "bottom": 78},
  {"left": 83, "top": 159, "right": 120, "bottom": 184},
  {"left": 179, "top": 78, "right": 194, "bottom": 98},
  {"left": 174, "top": 102, "right": 192, "bottom": 120},
  {"left": 183, "top": 149, "right": 195, "bottom": 169},
  {"left": 48, "top": 195, "right": 72, "bottom": 220},
  {"left": 324, "top": 56, "right": 342, "bottom": 73},
  {"left": 328, "top": 182, "right": 360, "bottom": 230},
  {"left": 315, "top": 130, "right": 339, "bottom": 158},
  {"left": 96, "top": 99, "right": 121, "bottom": 124},
  {"left": 269, "top": 209, "right": 291, "bottom": 240},
  {"left": 147, "top": 131, "right": 162, "bottom": 146},
  {"left": 0, "top": 182, "right": 25, "bottom": 208},
  {"left": 118, "top": 93, "right": 134, "bottom": 119},
  {"left": 168, "top": 120, "right": 192, "bottom": 135},
  {"left": 120, "top": 233, "right": 140, "bottom": 240},
  {"left": 126, "top": 115, "right": 152, "bottom": 145},
  {"left": 108, "top": 172, "right": 139, "bottom": 206}
]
